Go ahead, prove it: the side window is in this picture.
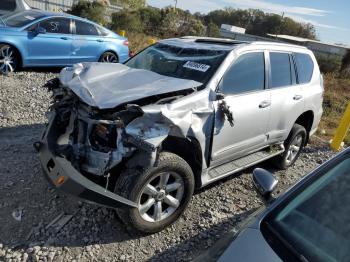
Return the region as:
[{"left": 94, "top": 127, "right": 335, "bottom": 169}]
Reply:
[
  {"left": 270, "top": 52, "right": 292, "bottom": 88},
  {"left": 294, "top": 53, "right": 314, "bottom": 84},
  {"left": 75, "top": 20, "right": 99, "bottom": 36},
  {"left": 39, "top": 18, "right": 70, "bottom": 34},
  {"left": 221, "top": 52, "right": 265, "bottom": 94}
]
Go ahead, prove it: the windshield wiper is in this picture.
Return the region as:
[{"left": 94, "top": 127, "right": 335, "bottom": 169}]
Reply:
[{"left": 265, "top": 222, "right": 309, "bottom": 262}]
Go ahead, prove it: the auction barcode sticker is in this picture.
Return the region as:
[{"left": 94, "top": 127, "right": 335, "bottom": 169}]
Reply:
[{"left": 183, "top": 61, "right": 210, "bottom": 72}]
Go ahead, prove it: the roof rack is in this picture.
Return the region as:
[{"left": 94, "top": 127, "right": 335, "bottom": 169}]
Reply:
[{"left": 194, "top": 38, "right": 248, "bottom": 45}]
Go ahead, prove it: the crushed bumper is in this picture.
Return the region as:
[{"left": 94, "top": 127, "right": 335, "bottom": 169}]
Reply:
[{"left": 35, "top": 113, "right": 137, "bottom": 209}]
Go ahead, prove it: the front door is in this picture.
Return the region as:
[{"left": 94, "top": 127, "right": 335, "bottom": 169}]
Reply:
[
  {"left": 26, "top": 17, "right": 72, "bottom": 66},
  {"left": 211, "top": 51, "right": 271, "bottom": 164}
]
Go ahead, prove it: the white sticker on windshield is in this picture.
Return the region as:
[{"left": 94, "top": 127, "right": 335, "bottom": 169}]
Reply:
[
  {"left": 183, "top": 61, "right": 210, "bottom": 72},
  {"left": 25, "top": 16, "right": 35, "bottom": 20}
]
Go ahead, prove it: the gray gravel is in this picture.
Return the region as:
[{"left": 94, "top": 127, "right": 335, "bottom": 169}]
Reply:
[{"left": 0, "top": 71, "right": 337, "bottom": 262}]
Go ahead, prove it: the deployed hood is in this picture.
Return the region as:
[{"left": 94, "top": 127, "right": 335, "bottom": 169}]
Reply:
[{"left": 59, "top": 63, "right": 202, "bottom": 109}]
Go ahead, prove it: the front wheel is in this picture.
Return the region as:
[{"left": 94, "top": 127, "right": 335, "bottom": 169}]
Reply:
[
  {"left": 99, "top": 51, "right": 118, "bottom": 63},
  {"left": 272, "top": 124, "right": 306, "bottom": 169},
  {"left": 114, "top": 152, "right": 195, "bottom": 233},
  {"left": 0, "top": 45, "right": 19, "bottom": 74}
]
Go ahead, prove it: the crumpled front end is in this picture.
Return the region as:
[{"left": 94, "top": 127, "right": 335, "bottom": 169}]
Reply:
[{"left": 36, "top": 64, "right": 215, "bottom": 209}]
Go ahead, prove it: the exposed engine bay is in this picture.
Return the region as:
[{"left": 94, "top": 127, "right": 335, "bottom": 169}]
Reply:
[{"left": 45, "top": 62, "right": 216, "bottom": 184}]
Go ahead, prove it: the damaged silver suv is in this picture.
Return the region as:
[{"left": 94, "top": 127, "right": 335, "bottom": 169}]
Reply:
[{"left": 35, "top": 37, "right": 323, "bottom": 233}]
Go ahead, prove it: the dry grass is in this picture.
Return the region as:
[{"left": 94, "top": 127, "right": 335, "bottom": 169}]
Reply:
[
  {"left": 125, "top": 32, "right": 158, "bottom": 53},
  {"left": 318, "top": 74, "right": 350, "bottom": 144}
]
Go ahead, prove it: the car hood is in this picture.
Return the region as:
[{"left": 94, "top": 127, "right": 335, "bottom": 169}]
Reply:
[
  {"left": 59, "top": 62, "right": 202, "bottom": 109},
  {"left": 217, "top": 228, "right": 282, "bottom": 262}
]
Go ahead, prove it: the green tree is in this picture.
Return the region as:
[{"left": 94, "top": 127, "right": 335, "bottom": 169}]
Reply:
[
  {"left": 69, "top": 0, "right": 107, "bottom": 25},
  {"left": 111, "top": 11, "right": 143, "bottom": 32}
]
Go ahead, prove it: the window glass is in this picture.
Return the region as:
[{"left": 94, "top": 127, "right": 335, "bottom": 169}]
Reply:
[
  {"left": 294, "top": 53, "right": 314, "bottom": 84},
  {"left": 126, "top": 43, "right": 229, "bottom": 84},
  {"left": 2, "top": 0, "right": 16, "bottom": 11},
  {"left": 40, "top": 18, "right": 70, "bottom": 34},
  {"left": 267, "top": 156, "right": 350, "bottom": 261},
  {"left": 75, "top": 20, "right": 99, "bottom": 35},
  {"left": 270, "top": 52, "right": 292, "bottom": 88},
  {"left": 220, "top": 52, "right": 265, "bottom": 94},
  {"left": 3, "top": 11, "right": 45, "bottom": 27}
]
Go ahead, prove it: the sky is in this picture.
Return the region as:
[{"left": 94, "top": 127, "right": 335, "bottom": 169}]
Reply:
[{"left": 146, "top": 0, "right": 350, "bottom": 46}]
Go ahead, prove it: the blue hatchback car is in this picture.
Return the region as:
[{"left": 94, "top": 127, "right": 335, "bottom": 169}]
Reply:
[{"left": 0, "top": 10, "right": 130, "bottom": 74}]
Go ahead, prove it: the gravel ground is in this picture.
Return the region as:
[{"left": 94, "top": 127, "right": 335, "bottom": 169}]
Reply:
[{"left": 0, "top": 71, "right": 337, "bottom": 262}]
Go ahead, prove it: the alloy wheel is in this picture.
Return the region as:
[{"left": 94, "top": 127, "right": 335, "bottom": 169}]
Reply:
[
  {"left": 138, "top": 172, "right": 184, "bottom": 223},
  {"left": 0, "top": 46, "right": 16, "bottom": 74},
  {"left": 285, "top": 134, "right": 303, "bottom": 165},
  {"left": 100, "top": 53, "right": 118, "bottom": 63}
]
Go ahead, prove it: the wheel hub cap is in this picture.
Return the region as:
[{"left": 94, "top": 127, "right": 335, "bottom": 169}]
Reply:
[
  {"left": 286, "top": 134, "right": 303, "bottom": 164},
  {"left": 138, "top": 172, "right": 184, "bottom": 223},
  {"left": 0, "top": 46, "right": 15, "bottom": 74}
]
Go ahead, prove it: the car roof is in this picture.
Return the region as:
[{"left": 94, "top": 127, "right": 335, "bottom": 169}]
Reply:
[
  {"left": 160, "top": 36, "right": 309, "bottom": 52},
  {"left": 19, "top": 9, "right": 93, "bottom": 23}
]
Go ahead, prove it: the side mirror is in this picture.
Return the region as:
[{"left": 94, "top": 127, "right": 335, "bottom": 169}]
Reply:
[
  {"left": 36, "top": 26, "right": 46, "bottom": 34},
  {"left": 215, "top": 92, "right": 225, "bottom": 101},
  {"left": 252, "top": 168, "right": 278, "bottom": 201}
]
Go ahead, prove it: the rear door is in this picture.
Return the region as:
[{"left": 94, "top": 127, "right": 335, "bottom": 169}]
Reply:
[
  {"left": 211, "top": 51, "right": 271, "bottom": 163},
  {"left": 267, "top": 51, "right": 305, "bottom": 143},
  {"left": 71, "top": 19, "right": 105, "bottom": 63},
  {"left": 26, "top": 17, "right": 73, "bottom": 66}
]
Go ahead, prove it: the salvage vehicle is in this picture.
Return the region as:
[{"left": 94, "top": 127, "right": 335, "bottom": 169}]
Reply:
[
  {"left": 0, "top": 9, "right": 129, "bottom": 74},
  {"left": 0, "top": 0, "right": 30, "bottom": 17},
  {"left": 35, "top": 37, "right": 323, "bottom": 233},
  {"left": 197, "top": 147, "right": 350, "bottom": 262}
]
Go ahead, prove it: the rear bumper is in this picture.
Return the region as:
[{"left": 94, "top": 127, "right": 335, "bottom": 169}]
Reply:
[{"left": 35, "top": 113, "right": 137, "bottom": 209}]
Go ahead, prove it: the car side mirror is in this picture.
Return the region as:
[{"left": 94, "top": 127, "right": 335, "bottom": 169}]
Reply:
[
  {"left": 252, "top": 168, "right": 278, "bottom": 202},
  {"left": 36, "top": 26, "right": 46, "bottom": 34},
  {"left": 215, "top": 92, "right": 225, "bottom": 101}
]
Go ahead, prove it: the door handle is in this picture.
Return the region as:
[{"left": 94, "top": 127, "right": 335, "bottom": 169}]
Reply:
[
  {"left": 293, "top": 95, "right": 303, "bottom": 100},
  {"left": 259, "top": 100, "right": 271, "bottom": 108},
  {"left": 97, "top": 39, "right": 104, "bottom": 42},
  {"left": 60, "top": 37, "right": 69, "bottom": 40}
]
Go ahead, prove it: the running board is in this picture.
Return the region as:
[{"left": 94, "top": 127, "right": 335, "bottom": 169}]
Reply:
[{"left": 207, "top": 145, "right": 284, "bottom": 182}]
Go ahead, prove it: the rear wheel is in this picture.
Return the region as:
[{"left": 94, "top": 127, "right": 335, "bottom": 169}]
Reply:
[
  {"left": 272, "top": 124, "right": 306, "bottom": 169},
  {"left": 0, "top": 45, "right": 19, "bottom": 74},
  {"left": 114, "top": 152, "right": 195, "bottom": 233},
  {"left": 99, "top": 51, "right": 118, "bottom": 63}
]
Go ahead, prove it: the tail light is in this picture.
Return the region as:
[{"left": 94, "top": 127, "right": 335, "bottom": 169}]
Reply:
[{"left": 123, "top": 40, "right": 129, "bottom": 46}]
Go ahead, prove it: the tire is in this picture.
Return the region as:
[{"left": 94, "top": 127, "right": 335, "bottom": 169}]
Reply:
[
  {"left": 0, "top": 44, "right": 19, "bottom": 74},
  {"left": 272, "top": 124, "right": 307, "bottom": 170},
  {"left": 99, "top": 51, "right": 119, "bottom": 63},
  {"left": 114, "top": 152, "right": 195, "bottom": 233}
]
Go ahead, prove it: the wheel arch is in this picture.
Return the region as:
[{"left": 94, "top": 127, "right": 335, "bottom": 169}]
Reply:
[
  {"left": 161, "top": 136, "right": 203, "bottom": 189},
  {"left": 0, "top": 42, "right": 24, "bottom": 67},
  {"left": 295, "top": 110, "right": 314, "bottom": 145}
]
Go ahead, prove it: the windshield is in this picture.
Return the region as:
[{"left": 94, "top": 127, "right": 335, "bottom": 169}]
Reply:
[
  {"left": 125, "top": 43, "right": 229, "bottom": 84},
  {"left": 264, "top": 155, "right": 350, "bottom": 262},
  {"left": 2, "top": 11, "right": 45, "bottom": 27}
]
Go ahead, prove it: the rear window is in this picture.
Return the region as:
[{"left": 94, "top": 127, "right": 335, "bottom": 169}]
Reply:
[
  {"left": 270, "top": 52, "right": 292, "bottom": 88},
  {"left": 294, "top": 53, "right": 314, "bottom": 84},
  {"left": 2, "top": 0, "right": 16, "bottom": 11}
]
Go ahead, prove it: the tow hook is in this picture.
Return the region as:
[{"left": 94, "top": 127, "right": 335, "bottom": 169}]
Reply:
[{"left": 33, "top": 141, "right": 43, "bottom": 152}]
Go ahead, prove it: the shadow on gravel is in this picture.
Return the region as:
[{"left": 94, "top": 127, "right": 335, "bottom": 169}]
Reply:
[
  {"left": 19, "top": 67, "right": 63, "bottom": 74},
  {"left": 150, "top": 208, "right": 260, "bottom": 261}
]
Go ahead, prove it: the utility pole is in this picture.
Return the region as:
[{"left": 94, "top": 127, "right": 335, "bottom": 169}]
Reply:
[{"left": 174, "top": 0, "right": 178, "bottom": 12}]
